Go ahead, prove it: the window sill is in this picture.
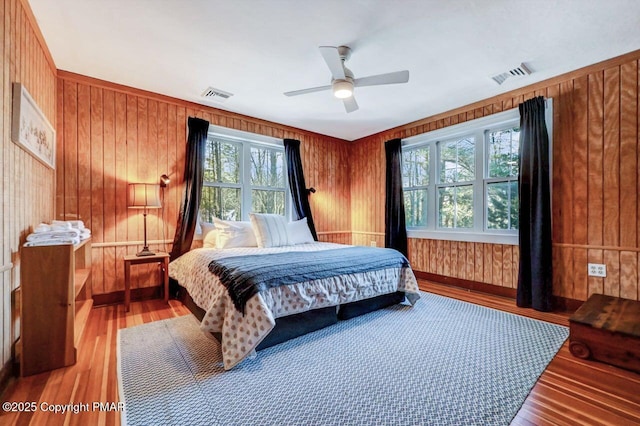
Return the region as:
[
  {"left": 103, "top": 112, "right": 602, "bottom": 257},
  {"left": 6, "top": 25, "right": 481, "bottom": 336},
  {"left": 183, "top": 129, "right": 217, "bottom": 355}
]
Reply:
[{"left": 407, "top": 229, "right": 518, "bottom": 245}]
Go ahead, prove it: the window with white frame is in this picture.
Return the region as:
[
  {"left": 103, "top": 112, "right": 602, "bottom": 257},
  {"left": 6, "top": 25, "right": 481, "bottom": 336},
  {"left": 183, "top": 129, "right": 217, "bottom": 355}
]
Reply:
[
  {"left": 402, "top": 101, "right": 552, "bottom": 244},
  {"left": 402, "top": 146, "right": 429, "bottom": 227},
  {"left": 200, "top": 127, "right": 287, "bottom": 222},
  {"left": 485, "top": 127, "right": 520, "bottom": 231}
]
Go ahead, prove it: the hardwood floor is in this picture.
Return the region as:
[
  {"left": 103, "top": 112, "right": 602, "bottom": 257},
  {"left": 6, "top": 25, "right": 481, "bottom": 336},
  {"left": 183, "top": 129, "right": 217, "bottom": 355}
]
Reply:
[{"left": 1, "top": 281, "right": 638, "bottom": 426}]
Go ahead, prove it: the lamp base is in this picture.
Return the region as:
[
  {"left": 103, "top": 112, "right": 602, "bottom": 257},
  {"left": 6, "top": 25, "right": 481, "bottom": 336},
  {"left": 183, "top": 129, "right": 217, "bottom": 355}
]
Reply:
[{"left": 136, "top": 247, "right": 156, "bottom": 257}]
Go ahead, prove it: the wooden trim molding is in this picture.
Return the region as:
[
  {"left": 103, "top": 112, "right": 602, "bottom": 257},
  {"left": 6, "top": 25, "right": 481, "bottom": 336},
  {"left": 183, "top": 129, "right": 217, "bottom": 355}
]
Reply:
[
  {"left": 553, "top": 243, "right": 640, "bottom": 253},
  {"left": 352, "top": 231, "right": 385, "bottom": 236},
  {"left": 91, "top": 240, "right": 173, "bottom": 248},
  {"left": 0, "top": 263, "right": 13, "bottom": 273},
  {"left": 317, "top": 231, "right": 351, "bottom": 235}
]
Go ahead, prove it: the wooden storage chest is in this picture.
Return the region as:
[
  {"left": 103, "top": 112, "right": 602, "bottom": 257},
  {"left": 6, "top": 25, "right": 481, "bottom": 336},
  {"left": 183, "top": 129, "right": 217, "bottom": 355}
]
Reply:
[{"left": 569, "top": 294, "right": 640, "bottom": 374}]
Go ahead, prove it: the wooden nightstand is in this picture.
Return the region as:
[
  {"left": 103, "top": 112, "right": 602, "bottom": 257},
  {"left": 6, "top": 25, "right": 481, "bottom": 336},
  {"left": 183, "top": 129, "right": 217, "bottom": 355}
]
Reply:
[{"left": 124, "top": 252, "right": 170, "bottom": 312}]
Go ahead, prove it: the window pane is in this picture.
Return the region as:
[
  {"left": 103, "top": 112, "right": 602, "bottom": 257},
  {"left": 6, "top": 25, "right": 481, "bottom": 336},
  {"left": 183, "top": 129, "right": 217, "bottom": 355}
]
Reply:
[
  {"left": 487, "top": 181, "right": 519, "bottom": 230},
  {"left": 438, "top": 187, "right": 455, "bottom": 228},
  {"left": 457, "top": 185, "right": 473, "bottom": 228},
  {"left": 439, "top": 141, "right": 458, "bottom": 184},
  {"left": 438, "top": 185, "right": 473, "bottom": 228},
  {"left": 252, "top": 190, "right": 285, "bottom": 215},
  {"left": 488, "top": 128, "right": 520, "bottom": 178},
  {"left": 457, "top": 138, "right": 475, "bottom": 182},
  {"left": 487, "top": 182, "right": 509, "bottom": 229},
  {"left": 510, "top": 180, "right": 519, "bottom": 230},
  {"left": 404, "top": 189, "right": 427, "bottom": 227},
  {"left": 439, "top": 137, "right": 475, "bottom": 183},
  {"left": 402, "top": 147, "right": 429, "bottom": 187},
  {"left": 204, "top": 140, "right": 240, "bottom": 183},
  {"left": 251, "top": 147, "right": 284, "bottom": 188},
  {"left": 200, "top": 186, "right": 241, "bottom": 221}
]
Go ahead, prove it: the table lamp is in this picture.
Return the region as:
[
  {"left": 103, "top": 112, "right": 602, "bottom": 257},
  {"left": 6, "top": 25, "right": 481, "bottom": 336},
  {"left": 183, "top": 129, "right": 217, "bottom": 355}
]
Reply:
[{"left": 128, "top": 183, "right": 162, "bottom": 256}]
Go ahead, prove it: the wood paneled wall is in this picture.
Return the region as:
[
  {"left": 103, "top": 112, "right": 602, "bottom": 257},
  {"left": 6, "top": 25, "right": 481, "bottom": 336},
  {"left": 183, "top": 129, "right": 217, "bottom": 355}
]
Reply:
[
  {"left": 56, "top": 72, "right": 352, "bottom": 296},
  {"left": 350, "top": 50, "right": 640, "bottom": 303},
  {"left": 1, "top": 0, "right": 57, "bottom": 374}
]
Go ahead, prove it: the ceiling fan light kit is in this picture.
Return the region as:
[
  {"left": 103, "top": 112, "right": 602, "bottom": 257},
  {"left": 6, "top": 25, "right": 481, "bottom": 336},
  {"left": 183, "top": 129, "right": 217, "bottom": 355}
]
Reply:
[
  {"left": 333, "top": 79, "right": 353, "bottom": 98},
  {"left": 285, "top": 45, "right": 409, "bottom": 113}
]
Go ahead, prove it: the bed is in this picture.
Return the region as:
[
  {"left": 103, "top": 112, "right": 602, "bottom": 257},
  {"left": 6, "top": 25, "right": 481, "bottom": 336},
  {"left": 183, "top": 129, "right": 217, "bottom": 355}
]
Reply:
[{"left": 169, "top": 222, "right": 420, "bottom": 370}]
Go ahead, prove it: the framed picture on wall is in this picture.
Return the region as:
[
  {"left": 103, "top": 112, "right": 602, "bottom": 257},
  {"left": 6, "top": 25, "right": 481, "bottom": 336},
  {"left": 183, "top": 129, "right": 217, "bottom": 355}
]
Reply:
[{"left": 11, "top": 82, "right": 56, "bottom": 169}]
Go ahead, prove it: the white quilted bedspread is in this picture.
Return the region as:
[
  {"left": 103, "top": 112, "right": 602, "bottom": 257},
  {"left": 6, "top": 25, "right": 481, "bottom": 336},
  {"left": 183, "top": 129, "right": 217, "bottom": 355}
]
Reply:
[{"left": 169, "top": 242, "right": 420, "bottom": 369}]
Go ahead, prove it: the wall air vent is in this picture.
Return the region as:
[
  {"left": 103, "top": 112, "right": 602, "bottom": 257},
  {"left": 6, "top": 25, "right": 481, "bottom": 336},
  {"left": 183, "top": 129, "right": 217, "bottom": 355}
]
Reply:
[
  {"left": 490, "top": 63, "right": 532, "bottom": 85},
  {"left": 201, "top": 87, "right": 233, "bottom": 103}
]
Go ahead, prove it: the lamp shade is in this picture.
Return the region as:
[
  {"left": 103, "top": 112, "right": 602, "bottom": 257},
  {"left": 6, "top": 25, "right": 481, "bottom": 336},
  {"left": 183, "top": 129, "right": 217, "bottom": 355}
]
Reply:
[
  {"left": 333, "top": 80, "right": 353, "bottom": 99},
  {"left": 128, "top": 183, "right": 161, "bottom": 209}
]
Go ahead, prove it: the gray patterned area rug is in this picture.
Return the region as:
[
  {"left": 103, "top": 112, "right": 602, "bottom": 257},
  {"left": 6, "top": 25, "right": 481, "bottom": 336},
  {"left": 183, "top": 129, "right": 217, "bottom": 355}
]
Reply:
[{"left": 117, "top": 292, "right": 568, "bottom": 426}]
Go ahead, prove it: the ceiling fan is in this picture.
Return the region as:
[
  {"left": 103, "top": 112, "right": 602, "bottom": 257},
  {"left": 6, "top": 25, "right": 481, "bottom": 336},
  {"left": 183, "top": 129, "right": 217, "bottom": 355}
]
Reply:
[{"left": 284, "top": 46, "right": 410, "bottom": 113}]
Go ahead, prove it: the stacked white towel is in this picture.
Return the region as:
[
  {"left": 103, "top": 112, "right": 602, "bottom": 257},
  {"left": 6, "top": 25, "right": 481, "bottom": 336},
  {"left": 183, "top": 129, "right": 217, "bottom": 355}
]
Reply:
[{"left": 24, "top": 220, "right": 92, "bottom": 247}]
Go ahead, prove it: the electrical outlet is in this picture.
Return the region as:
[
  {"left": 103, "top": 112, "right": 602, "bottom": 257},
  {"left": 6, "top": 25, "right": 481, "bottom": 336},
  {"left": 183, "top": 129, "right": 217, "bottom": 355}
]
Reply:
[
  {"left": 588, "top": 263, "right": 606, "bottom": 277},
  {"left": 370, "top": 241, "right": 377, "bottom": 247}
]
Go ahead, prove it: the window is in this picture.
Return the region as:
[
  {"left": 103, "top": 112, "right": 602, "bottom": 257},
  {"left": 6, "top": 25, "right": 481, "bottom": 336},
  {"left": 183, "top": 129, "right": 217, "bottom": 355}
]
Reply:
[
  {"left": 402, "top": 146, "right": 429, "bottom": 227},
  {"left": 401, "top": 102, "right": 552, "bottom": 245},
  {"left": 437, "top": 137, "right": 475, "bottom": 229},
  {"left": 200, "top": 126, "right": 287, "bottom": 222},
  {"left": 486, "top": 128, "right": 520, "bottom": 231}
]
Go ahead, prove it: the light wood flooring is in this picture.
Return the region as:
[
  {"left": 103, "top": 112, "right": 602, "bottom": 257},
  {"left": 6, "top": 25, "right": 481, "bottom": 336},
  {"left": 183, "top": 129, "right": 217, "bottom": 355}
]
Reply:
[{"left": 1, "top": 281, "right": 639, "bottom": 426}]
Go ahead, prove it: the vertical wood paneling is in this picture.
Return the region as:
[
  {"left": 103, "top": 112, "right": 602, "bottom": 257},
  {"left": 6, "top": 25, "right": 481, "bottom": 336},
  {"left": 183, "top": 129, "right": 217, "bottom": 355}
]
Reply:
[
  {"left": 474, "top": 243, "right": 483, "bottom": 283},
  {"left": 619, "top": 62, "right": 637, "bottom": 248},
  {"left": 603, "top": 250, "right": 620, "bottom": 297},
  {"left": 573, "top": 248, "right": 588, "bottom": 301},
  {"left": 587, "top": 71, "right": 604, "bottom": 247},
  {"left": 619, "top": 251, "right": 638, "bottom": 300},
  {"left": 603, "top": 67, "right": 620, "bottom": 247},
  {"left": 572, "top": 75, "right": 588, "bottom": 245},
  {"left": 558, "top": 80, "right": 574, "bottom": 244},
  {"left": 77, "top": 84, "right": 91, "bottom": 227},
  {"left": 2, "top": 0, "right": 57, "bottom": 373},
  {"left": 90, "top": 87, "right": 104, "bottom": 294}
]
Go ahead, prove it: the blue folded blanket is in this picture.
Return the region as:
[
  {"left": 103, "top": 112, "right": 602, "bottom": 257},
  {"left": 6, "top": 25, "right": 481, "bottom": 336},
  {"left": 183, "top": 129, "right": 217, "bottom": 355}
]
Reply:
[{"left": 208, "top": 246, "right": 410, "bottom": 314}]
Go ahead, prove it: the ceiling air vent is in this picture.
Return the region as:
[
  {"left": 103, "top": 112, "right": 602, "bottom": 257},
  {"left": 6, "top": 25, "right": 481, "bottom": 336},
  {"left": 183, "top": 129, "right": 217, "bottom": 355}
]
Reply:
[
  {"left": 490, "top": 63, "right": 532, "bottom": 85},
  {"left": 201, "top": 87, "right": 233, "bottom": 103}
]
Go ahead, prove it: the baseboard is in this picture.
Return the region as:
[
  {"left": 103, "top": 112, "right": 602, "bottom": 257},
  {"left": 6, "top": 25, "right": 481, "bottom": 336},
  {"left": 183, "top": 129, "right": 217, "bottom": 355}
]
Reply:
[
  {"left": 92, "top": 286, "right": 162, "bottom": 307},
  {"left": 414, "top": 270, "right": 582, "bottom": 312}
]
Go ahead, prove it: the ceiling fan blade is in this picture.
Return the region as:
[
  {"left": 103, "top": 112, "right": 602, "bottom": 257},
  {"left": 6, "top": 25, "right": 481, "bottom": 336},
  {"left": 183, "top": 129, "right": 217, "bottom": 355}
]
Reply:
[
  {"left": 284, "top": 84, "right": 332, "bottom": 97},
  {"left": 343, "top": 96, "right": 358, "bottom": 113},
  {"left": 354, "top": 70, "right": 409, "bottom": 87},
  {"left": 319, "top": 46, "right": 346, "bottom": 80}
]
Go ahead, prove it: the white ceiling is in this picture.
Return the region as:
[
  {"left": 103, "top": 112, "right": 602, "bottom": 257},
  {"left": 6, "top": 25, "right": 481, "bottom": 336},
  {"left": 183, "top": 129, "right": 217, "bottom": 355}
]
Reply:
[{"left": 29, "top": 0, "right": 640, "bottom": 141}]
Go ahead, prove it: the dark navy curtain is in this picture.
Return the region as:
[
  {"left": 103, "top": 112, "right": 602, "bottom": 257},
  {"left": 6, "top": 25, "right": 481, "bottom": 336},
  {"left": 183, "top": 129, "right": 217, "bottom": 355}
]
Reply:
[
  {"left": 284, "top": 138, "right": 318, "bottom": 240},
  {"left": 517, "top": 96, "right": 553, "bottom": 311},
  {"left": 170, "top": 117, "right": 209, "bottom": 261},
  {"left": 384, "top": 138, "right": 408, "bottom": 256}
]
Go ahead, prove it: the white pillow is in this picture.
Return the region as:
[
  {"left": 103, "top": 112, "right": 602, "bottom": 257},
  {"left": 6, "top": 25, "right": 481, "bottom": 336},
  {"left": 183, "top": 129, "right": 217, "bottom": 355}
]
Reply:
[
  {"left": 201, "top": 221, "right": 215, "bottom": 238},
  {"left": 249, "top": 213, "right": 290, "bottom": 248},
  {"left": 203, "top": 229, "right": 219, "bottom": 248},
  {"left": 210, "top": 218, "right": 257, "bottom": 248},
  {"left": 287, "top": 217, "right": 315, "bottom": 245}
]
